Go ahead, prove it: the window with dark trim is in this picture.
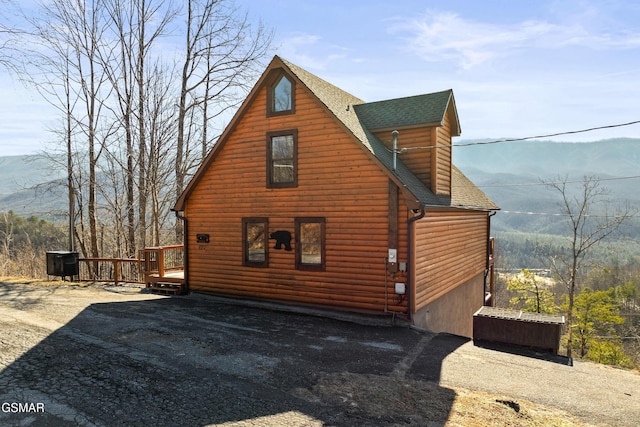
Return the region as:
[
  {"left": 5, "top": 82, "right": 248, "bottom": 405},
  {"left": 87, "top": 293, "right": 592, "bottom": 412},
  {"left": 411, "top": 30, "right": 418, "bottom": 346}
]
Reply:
[
  {"left": 243, "top": 218, "right": 268, "bottom": 267},
  {"left": 267, "top": 73, "right": 295, "bottom": 116},
  {"left": 267, "top": 129, "right": 297, "bottom": 188},
  {"left": 295, "top": 217, "right": 325, "bottom": 271}
]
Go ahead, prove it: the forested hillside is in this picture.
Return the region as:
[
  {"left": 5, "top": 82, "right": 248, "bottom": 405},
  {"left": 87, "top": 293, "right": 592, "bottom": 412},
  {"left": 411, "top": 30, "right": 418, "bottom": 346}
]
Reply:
[
  {"left": 454, "top": 138, "right": 640, "bottom": 229},
  {"left": 453, "top": 138, "right": 640, "bottom": 267}
]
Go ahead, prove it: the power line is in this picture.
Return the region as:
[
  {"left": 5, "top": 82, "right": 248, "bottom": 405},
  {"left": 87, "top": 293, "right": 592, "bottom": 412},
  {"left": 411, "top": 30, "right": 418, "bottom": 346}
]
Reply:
[
  {"left": 497, "top": 210, "right": 637, "bottom": 218},
  {"left": 453, "top": 120, "right": 640, "bottom": 147},
  {"left": 499, "top": 210, "right": 566, "bottom": 216},
  {"left": 390, "top": 119, "right": 640, "bottom": 152},
  {"left": 465, "top": 175, "right": 640, "bottom": 188}
]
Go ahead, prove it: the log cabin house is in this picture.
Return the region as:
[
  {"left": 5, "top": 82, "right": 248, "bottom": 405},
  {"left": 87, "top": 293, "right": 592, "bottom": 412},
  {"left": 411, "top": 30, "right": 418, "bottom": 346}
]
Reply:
[{"left": 173, "top": 56, "right": 498, "bottom": 337}]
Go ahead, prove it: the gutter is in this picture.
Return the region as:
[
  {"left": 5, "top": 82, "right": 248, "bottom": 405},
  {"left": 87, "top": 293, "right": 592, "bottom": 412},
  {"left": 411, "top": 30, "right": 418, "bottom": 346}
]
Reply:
[
  {"left": 175, "top": 210, "right": 189, "bottom": 293},
  {"left": 406, "top": 205, "right": 426, "bottom": 321},
  {"left": 484, "top": 210, "right": 497, "bottom": 305}
]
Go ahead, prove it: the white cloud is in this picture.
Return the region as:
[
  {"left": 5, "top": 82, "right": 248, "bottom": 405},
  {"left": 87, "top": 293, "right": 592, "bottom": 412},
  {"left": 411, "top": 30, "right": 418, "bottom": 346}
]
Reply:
[
  {"left": 389, "top": 10, "right": 640, "bottom": 69},
  {"left": 274, "top": 31, "right": 372, "bottom": 75},
  {"left": 275, "top": 32, "right": 350, "bottom": 71}
]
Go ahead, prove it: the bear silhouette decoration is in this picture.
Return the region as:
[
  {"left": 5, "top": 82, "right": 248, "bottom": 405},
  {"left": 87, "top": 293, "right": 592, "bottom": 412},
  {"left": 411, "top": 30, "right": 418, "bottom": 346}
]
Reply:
[{"left": 269, "top": 230, "right": 292, "bottom": 251}]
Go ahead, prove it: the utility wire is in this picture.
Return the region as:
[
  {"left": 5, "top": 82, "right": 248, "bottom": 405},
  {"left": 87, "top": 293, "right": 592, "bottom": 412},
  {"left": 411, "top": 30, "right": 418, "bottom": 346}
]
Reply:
[
  {"left": 499, "top": 210, "right": 566, "bottom": 216},
  {"left": 497, "top": 210, "right": 637, "bottom": 218},
  {"left": 462, "top": 175, "right": 640, "bottom": 188},
  {"left": 391, "top": 120, "right": 640, "bottom": 215},
  {"left": 389, "top": 119, "right": 640, "bottom": 152},
  {"left": 452, "top": 120, "right": 640, "bottom": 148}
]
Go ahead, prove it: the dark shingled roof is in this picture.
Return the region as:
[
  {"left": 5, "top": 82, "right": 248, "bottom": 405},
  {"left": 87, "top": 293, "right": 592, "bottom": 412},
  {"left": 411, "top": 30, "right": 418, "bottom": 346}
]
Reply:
[
  {"left": 353, "top": 91, "right": 460, "bottom": 136},
  {"left": 280, "top": 57, "right": 497, "bottom": 210}
]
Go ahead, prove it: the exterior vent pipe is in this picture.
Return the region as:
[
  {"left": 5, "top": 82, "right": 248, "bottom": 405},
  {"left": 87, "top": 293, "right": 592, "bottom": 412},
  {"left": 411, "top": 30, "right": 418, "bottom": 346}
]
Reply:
[{"left": 392, "top": 130, "right": 399, "bottom": 171}]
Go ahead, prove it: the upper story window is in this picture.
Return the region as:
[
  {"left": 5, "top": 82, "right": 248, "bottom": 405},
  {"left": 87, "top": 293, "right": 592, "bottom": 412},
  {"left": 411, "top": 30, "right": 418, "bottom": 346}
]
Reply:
[
  {"left": 267, "top": 73, "right": 295, "bottom": 116},
  {"left": 267, "top": 129, "right": 297, "bottom": 188}
]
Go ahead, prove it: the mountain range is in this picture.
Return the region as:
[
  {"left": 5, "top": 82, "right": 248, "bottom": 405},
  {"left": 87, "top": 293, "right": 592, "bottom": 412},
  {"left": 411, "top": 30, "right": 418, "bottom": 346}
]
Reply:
[
  {"left": 452, "top": 138, "right": 640, "bottom": 236},
  {"left": 2, "top": 138, "right": 639, "bottom": 237},
  {"left": 0, "top": 155, "right": 67, "bottom": 220}
]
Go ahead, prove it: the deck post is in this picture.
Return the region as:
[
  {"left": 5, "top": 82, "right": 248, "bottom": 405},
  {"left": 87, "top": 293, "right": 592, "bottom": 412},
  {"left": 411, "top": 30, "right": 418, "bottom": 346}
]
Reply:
[
  {"left": 157, "top": 248, "right": 165, "bottom": 278},
  {"left": 114, "top": 260, "right": 121, "bottom": 285}
]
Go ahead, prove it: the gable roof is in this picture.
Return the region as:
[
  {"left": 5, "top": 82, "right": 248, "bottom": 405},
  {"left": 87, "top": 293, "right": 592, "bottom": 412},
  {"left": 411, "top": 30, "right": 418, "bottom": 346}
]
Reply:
[{"left": 174, "top": 56, "right": 497, "bottom": 212}]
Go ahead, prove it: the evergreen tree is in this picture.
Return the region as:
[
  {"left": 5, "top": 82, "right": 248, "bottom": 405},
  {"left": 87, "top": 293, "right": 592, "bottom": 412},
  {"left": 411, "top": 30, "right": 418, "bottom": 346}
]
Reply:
[
  {"left": 563, "top": 288, "right": 625, "bottom": 362},
  {"left": 507, "top": 269, "right": 556, "bottom": 314}
]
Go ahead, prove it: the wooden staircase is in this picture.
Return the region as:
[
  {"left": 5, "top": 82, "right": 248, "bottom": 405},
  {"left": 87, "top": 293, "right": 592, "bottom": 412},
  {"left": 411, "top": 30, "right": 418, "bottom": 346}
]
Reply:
[
  {"left": 140, "top": 246, "right": 186, "bottom": 295},
  {"left": 147, "top": 279, "right": 186, "bottom": 295}
]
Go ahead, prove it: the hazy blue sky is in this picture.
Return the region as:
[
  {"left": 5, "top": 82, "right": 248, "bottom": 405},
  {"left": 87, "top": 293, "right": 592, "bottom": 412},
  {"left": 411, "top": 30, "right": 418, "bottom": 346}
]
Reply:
[
  {"left": 2, "top": 0, "right": 639, "bottom": 156},
  {"left": 239, "top": 0, "right": 640, "bottom": 139}
]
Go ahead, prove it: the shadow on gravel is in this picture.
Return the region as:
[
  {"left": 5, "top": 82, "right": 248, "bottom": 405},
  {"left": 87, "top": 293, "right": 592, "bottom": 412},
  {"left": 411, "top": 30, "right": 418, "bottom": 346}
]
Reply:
[
  {"left": 408, "top": 334, "right": 470, "bottom": 382},
  {"left": 473, "top": 340, "right": 573, "bottom": 366},
  {"left": 0, "top": 294, "right": 464, "bottom": 426},
  {"left": 0, "top": 282, "right": 59, "bottom": 310}
]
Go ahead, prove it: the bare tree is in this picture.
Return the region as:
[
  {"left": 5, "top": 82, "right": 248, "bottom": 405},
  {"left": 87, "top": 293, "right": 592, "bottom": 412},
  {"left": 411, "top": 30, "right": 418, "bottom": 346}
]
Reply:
[
  {"left": 0, "top": 1, "right": 27, "bottom": 74},
  {"left": 144, "top": 64, "right": 179, "bottom": 246},
  {"left": 77, "top": 3, "right": 109, "bottom": 261},
  {"left": 20, "top": 0, "right": 113, "bottom": 265},
  {"left": 7, "top": 0, "right": 271, "bottom": 265},
  {"left": 0, "top": 212, "right": 15, "bottom": 274},
  {"left": 134, "top": 0, "right": 179, "bottom": 250},
  {"left": 64, "top": 54, "right": 77, "bottom": 254},
  {"left": 175, "top": 0, "right": 272, "bottom": 239},
  {"left": 9, "top": 10, "right": 80, "bottom": 254},
  {"left": 545, "top": 175, "right": 634, "bottom": 358},
  {"left": 99, "top": 0, "right": 136, "bottom": 256},
  {"left": 101, "top": 0, "right": 176, "bottom": 255}
]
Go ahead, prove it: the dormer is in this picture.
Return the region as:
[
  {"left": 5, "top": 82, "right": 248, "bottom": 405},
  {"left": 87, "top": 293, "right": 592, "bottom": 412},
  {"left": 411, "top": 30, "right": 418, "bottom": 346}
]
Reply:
[
  {"left": 266, "top": 70, "right": 296, "bottom": 117},
  {"left": 354, "top": 90, "right": 459, "bottom": 196}
]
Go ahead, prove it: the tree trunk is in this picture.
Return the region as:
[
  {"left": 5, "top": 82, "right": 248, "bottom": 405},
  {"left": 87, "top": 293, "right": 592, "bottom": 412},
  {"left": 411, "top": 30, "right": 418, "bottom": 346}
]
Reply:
[{"left": 137, "top": 0, "right": 147, "bottom": 251}]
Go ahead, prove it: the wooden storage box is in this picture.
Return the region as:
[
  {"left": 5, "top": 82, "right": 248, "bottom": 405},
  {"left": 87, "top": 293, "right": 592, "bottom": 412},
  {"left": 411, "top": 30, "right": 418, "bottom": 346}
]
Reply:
[{"left": 473, "top": 306, "right": 565, "bottom": 354}]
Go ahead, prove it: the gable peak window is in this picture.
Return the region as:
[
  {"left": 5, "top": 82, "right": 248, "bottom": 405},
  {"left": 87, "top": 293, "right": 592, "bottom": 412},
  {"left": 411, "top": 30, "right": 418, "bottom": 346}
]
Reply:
[{"left": 267, "top": 72, "right": 295, "bottom": 116}]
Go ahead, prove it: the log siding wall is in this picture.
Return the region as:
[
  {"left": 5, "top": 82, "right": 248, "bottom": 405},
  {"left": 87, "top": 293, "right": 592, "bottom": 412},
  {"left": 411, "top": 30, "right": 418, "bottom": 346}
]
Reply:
[
  {"left": 372, "top": 113, "right": 452, "bottom": 196},
  {"left": 434, "top": 113, "right": 452, "bottom": 195},
  {"left": 373, "top": 128, "right": 432, "bottom": 189},
  {"left": 412, "top": 210, "right": 488, "bottom": 311},
  {"left": 184, "top": 78, "right": 408, "bottom": 312}
]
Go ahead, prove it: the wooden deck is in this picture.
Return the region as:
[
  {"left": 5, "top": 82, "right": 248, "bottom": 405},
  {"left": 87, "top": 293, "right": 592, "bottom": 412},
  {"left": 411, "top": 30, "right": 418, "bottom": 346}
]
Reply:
[{"left": 141, "top": 246, "right": 186, "bottom": 295}]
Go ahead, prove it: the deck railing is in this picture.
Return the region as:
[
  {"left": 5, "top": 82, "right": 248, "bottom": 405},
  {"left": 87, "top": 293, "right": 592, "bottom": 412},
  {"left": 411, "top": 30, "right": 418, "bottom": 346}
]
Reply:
[
  {"left": 140, "top": 245, "right": 184, "bottom": 278},
  {"left": 76, "top": 245, "right": 185, "bottom": 286},
  {"left": 78, "top": 257, "right": 145, "bottom": 284}
]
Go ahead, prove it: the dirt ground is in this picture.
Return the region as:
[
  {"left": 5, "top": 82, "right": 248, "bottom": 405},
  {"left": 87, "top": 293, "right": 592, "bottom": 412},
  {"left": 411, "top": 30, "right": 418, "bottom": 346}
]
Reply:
[{"left": 1, "top": 279, "right": 638, "bottom": 426}]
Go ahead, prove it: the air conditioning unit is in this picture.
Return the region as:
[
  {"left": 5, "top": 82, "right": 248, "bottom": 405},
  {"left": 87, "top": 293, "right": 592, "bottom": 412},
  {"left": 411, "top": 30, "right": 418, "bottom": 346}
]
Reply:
[{"left": 46, "top": 251, "right": 79, "bottom": 277}]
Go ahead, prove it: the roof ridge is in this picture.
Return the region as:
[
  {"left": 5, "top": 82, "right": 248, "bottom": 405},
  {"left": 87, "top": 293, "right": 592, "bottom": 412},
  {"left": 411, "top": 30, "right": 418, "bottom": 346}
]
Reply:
[
  {"left": 278, "top": 56, "right": 365, "bottom": 105},
  {"left": 360, "top": 89, "right": 454, "bottom": 107},
  {"left": 278, "top": 56, "right": 372, "bottom": 146}
]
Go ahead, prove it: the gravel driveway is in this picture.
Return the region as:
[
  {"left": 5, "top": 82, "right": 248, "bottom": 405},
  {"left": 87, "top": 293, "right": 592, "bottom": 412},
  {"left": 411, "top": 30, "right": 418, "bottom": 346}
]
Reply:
[{"left": 0, "top": 282, "right": 638, "bottom": 426}]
